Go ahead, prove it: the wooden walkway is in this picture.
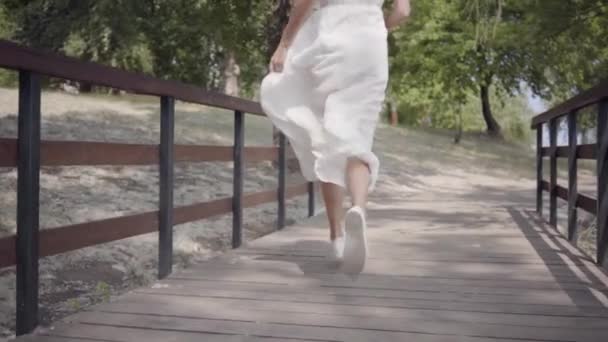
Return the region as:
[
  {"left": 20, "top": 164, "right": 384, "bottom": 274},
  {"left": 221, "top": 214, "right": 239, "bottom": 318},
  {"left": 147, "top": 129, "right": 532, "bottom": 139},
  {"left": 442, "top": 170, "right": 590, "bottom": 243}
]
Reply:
[{"left": 16, "top": 191, "right": 608, "bottom": 342}]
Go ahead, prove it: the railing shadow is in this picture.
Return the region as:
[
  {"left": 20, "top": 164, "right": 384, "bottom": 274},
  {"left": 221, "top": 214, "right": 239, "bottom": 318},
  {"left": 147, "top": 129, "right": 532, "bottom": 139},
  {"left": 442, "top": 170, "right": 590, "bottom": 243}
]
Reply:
[{"left": 508, "top": 207, "right": 608, "bottom": 308}]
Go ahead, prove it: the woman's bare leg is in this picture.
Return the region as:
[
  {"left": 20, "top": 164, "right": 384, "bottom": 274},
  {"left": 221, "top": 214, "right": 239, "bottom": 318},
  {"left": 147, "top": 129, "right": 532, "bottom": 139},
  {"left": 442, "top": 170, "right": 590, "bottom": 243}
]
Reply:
[
  {"left": 346, "top": 158, "right": 370, "bottom": 208},
  {"left": 341, "top": 157, "right": 371, "bottom": 274},
  {"left": 321, "top": 182, "right": 345, "bottom": 240}
]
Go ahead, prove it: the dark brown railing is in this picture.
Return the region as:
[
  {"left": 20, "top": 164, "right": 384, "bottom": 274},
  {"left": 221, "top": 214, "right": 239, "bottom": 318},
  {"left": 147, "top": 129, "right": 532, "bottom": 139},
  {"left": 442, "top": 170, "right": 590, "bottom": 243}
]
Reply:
[
  {"left": 0, "top": 40, "right": 316, "bottom": 335},
  {"left": 531, "top": 79, "right": 607, "bottom": 268}
]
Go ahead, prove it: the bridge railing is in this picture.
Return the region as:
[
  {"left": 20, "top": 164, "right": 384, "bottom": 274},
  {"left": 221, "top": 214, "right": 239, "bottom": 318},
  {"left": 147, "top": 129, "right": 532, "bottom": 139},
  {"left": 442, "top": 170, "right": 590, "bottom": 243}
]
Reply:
[
  {"left": 531, "top": 79, "right": 607, "bottom": 268},
  {"left": 0, "top": 40, "right": 316, "bottom": 335}
]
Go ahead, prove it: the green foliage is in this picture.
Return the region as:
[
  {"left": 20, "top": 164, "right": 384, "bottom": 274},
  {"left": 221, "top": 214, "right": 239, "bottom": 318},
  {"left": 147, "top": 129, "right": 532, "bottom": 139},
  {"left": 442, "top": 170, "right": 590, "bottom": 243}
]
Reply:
[
  {"left": 95, "top": 281, "right": 111, "bottom": 302},
  {"left": 389, "top": 0, "right": 606, "bottom": 139},
  {"left": 0, "top": 0, "right": 605, "bottom": 137},
  {"left": 0, "top": 2, "right": 17, "bottom": 87},
  {"left": 2, "top": 0, "right": 273, "bottom": 93}
]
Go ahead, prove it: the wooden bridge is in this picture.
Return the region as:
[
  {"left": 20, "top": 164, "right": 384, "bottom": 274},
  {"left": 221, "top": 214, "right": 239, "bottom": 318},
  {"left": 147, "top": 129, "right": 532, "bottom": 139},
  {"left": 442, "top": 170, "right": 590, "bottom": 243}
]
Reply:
[{"left": 1, "top": 40, "right": 608, "bottom": 341}]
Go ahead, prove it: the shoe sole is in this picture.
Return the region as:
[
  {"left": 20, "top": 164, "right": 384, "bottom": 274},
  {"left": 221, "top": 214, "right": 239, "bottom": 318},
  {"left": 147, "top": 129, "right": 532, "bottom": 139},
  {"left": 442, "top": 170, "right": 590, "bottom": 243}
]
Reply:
[{"left": 341, "top": 209, "right": 367, "bottom": 275}]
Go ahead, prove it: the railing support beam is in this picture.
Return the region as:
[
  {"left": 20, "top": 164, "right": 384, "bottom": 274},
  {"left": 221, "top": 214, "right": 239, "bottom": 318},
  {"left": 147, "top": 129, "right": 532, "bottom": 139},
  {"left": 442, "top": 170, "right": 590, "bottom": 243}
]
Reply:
[
  {"left": 278, "top": 133, "right": 287, "bottom": 229},
  {"left": 549, "top": 118, "right": 558, "bottom": 227},
  {"left": 16, "top": 70, "right": 41, "bottom": 336},
  {"left": 536, "top": 127, "right": 543, "bottom": 215},
  {"left": 597, "top": 100, "right": 608, "bottom": 266},
  {"left": 158, "top": 96, "right": 175, "bottom": 279},
  {"left": 567, "top": 112, "right": 578, "bottom": 241},
  {"left": 308, "top": 182, "right": 315, "bottom": 217},
  {"left": 232, "top": 110, "right": 244, "bottom": 248}
]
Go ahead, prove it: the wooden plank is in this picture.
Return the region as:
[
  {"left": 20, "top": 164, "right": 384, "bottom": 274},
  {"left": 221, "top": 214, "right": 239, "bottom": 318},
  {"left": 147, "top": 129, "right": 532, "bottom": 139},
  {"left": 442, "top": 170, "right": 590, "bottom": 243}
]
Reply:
[
  {"left": 0, "top": 138, "right": 17, "bottom": 167},
  {"left": 531, "top": 145, "right": 596, "bottom": 159},
  {"left": 173, "top": 198, "right": 233, "bottom": 225},
  {"left": 577, "top": 144, "right": 597, "bottom": 159},
  {"left": 540, "top": 181, "right": 597, "bottom": 215},
  {"left": 175, "top": 145, "right": 278, "bottom": 163},
  {"left": 39, "top": 212, "right": 159, "bottom": 259},
  {"left": 2, "top": 139, "right": 281, "bottom": 166},
  {"left": 15, "top": 335, "right": 105, "bottom": 342},
  {"left": 531, "top": 78, "right": 608, "bottom": 128},
  {"left": 243, "top": 189, "right": 276, "bottom": 208},
  {"left": 286, "top": 183, "right": 308, "bottom": 199},
  {"left": 0, "top": 40, "right": 265, "bottom": 116},
  {"left": 555, "top": 184, "right": 568, "bottom": 202},
  {"left": 541, "top": 180, "right": 550, "bottom": 191},
  {"left": 107, "top": 290, "right": 608, "bottom": 329},
  {"left": 80, "top": 299, "right": 608, "bottom": 342},
  {"left": 133, "top": 285, "right": 608, "bottom": 317},
  {"left": 150, "top": 277, "right": 606, "bottom": 307},
  {"left": 244, "top": 147, "right": 278, "bottom": 163},
  {"left": 177, "top": 260, "right": 604, "bottom": 291},
  {"left": 174, "top": 145, "right": 231, "bottom": 162},
  {"left": 36, "top": 323, "right": 324, "bottom": 342},
  {"left": 65, "top": 309, "right": 608, "bottom": 342},
  {"left": 578, "top": 194, "right": 598, "bottom": 215},
  {"left": 0, "top": 234, "right": 16, "bottom": 268},
  {"left": 41, "top": 141, "right": 158, "bottom": 166}
]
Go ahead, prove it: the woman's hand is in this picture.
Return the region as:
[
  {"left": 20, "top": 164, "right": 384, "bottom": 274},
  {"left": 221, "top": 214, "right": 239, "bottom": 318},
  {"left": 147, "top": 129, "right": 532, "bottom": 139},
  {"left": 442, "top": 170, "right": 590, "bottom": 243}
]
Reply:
[
  {"left": 270, "top": 44, "right": 288, "bottom": 73},
  {"left": 385, "top": 0, "right": 411, "bottom": 30},
  {"left": 269, "top": 0, "right": 315, "bottom": 73}
]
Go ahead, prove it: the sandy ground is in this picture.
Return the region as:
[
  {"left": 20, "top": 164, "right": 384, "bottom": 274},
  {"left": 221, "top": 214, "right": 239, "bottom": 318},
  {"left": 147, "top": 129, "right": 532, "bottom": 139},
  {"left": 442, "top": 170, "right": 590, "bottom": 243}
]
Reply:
[{"left": 0, "top": 88, "right": 599, "bottom": 339}]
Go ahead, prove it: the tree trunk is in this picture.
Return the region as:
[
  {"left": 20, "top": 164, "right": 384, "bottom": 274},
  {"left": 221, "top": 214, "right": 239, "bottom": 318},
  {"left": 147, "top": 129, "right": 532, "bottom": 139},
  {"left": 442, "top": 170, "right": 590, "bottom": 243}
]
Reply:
[
  {"left": 223, "top": 51, "right": 240, "bottom": 97},
  {"left": 454, "top": 111, "right": 463, "bottom": 144},
  {"left": 480, "top": 83, "right": 502, "bottom": 137},
  {"left": 389, "top": 98, "right": 398, "bottom": 126}
]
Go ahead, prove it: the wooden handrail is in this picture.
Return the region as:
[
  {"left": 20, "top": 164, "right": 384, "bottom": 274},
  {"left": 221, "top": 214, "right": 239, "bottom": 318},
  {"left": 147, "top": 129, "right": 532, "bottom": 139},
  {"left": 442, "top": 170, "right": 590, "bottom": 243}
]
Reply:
[
  {"left": 0, "top": 40, "right": 264, "bottom": 116},
  {"left": 0, "top": 183, "right": 309, "bottom": 269},
  {"left": 531, "top": 78, "right": 608, "bottom": 128},
  {"left": 532, "top": 83, "right": 607, "bottom": 268},
  {"left": 0, "top": 41, "right": 316, "bottom": 336}
]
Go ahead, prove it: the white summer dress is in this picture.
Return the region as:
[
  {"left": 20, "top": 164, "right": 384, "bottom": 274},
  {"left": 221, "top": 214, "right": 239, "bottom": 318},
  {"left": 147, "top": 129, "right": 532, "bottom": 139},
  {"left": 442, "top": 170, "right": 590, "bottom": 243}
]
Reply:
[{"left": 260, "top": 0, "right": 388, "bottom": 192}]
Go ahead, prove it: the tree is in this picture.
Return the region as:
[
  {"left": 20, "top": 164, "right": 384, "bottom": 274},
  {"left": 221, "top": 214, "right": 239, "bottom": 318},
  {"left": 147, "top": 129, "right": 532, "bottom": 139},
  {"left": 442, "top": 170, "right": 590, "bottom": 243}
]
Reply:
[{"left": 389, "top": 0, "right": 607, "bottom": 138}]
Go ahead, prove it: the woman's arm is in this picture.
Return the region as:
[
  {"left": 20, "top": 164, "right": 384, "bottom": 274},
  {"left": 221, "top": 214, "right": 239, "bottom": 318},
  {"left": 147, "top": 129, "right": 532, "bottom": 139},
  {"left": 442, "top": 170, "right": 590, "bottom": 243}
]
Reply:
[
  {"left": 270, "top": 0, "right": 315, "bottom": 73},
  {"left": 280, "top": 0, "right": 315, "bottom": 49},
  {"left": 385, "top": 0, "right": 411, "bottom": 30}
]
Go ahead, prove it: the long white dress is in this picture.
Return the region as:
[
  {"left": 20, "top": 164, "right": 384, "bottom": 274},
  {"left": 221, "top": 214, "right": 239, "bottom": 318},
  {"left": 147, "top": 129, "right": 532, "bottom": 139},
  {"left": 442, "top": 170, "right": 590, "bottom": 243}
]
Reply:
[{"left": 260, "top": 0, "right": 388, "bottom": 192}]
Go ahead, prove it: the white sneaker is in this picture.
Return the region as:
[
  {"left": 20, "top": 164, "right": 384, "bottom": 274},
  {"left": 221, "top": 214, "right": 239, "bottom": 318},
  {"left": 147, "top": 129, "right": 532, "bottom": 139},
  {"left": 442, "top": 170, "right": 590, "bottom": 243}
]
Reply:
[
  {"left": 331, "top": 236, "right": 345, "bottom": 260},
  {"left": 342, "top": 206, "right": 368, "bottom": 275}
]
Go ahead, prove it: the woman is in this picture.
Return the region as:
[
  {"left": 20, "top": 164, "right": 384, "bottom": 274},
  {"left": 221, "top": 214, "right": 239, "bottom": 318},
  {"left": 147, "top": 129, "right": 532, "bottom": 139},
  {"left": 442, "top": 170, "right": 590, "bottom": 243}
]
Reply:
[{"left": 260, "top": 0, "right": 410, "bottom": 274}]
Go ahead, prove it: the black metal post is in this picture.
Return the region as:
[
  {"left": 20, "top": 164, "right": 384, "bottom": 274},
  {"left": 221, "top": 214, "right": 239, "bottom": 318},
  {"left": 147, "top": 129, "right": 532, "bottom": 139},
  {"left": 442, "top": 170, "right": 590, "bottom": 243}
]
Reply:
[
  {"left": 16, "top": 71, "right": 41, "bottom": 336},
  {"left": 233, "top": 110, "right": 244, "bottom": 248},
  {"left": 549, "top": 118, "right": 558, "bottom": 227},
  {"left": 158, "top": 96, "right": 175, "bottom": 279},
  {"left": 597, "top": 100, "right": 608, "bottom": 266},
  {"left": 278, "top": 133, "right": 286, "bottom": 229},
  {"left": 308, "top": 182, "right": 315, "bottom": 217},
  {"left": 567, "top": 112, "right": 578, "bottom": 241},
  {"left": 536, "top": 127, "right": 543, "bottom": 215}
]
